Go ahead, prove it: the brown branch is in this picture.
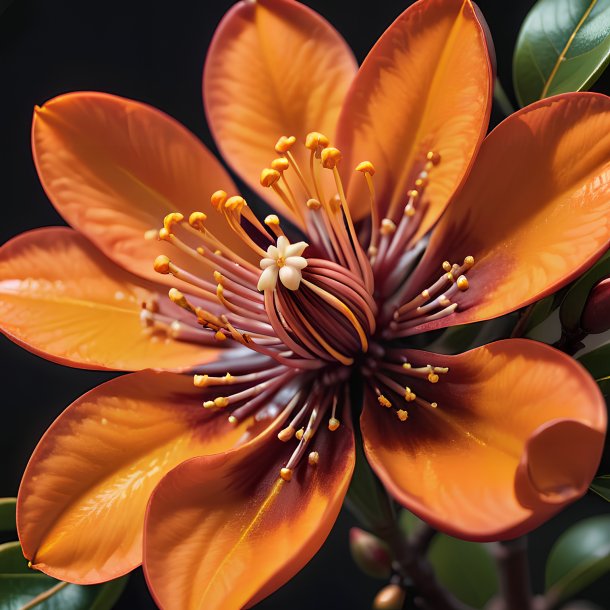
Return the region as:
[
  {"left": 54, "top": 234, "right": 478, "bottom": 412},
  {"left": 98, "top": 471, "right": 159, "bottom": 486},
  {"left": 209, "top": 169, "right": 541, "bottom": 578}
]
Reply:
[{"left": 490, "top": 538, "right": 534, "bottom": 610}]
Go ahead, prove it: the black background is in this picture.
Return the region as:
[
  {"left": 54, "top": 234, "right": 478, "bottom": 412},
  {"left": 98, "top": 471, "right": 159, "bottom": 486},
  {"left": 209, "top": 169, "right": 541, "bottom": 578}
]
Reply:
[{"left": 0, "top": 0, "right": 609, "bottom": 608}]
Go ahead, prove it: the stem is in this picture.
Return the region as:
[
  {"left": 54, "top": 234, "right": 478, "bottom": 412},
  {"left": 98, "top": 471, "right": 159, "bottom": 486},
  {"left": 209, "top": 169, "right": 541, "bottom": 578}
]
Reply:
[
  {"left": 510, "top": 304, "right": 536, "bottom": 338},
  {"left": 411, "top": 522, "right": 437, "bottom": 555},
  {"left": 20, "top": 581, "right": 70, "bottom": 610},
  {"left": 491, "top": 538, "right": 533, "bottom": 610},
  {"left": 494, "top": 78, "right": 515, "bottom": 116},
  {"left": 553, "top": 328, "right": 587, "bottom": 355},
  {"left": 375, "top": 517, "right": 473, "bottom": 610}
]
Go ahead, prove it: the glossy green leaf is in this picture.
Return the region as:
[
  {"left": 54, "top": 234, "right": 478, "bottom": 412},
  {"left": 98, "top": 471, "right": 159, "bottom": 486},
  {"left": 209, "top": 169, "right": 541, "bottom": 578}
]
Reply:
[
  {"left": 546, "top": 515, "right": 610, "bottom": 601},
  {"left": 0, "top": 497, "right": 16, "bottom": 531},
  {"left": 590, "top": 475, "right": 610, "bottom": 501},
  {"left": 578, "top": 343, "right": 610, "bottom": 379},
  {"left": 513, "top": 0, "right": 610, "bottom": 106},
  {"left": 0, "top": 541, "right": 128, "bottom": 610},
  {"left": 560, "top": 251, "right": 610, "bottom": 333},
  {"left": 428, "top": 536, "right": 498, "bottom": 609}
]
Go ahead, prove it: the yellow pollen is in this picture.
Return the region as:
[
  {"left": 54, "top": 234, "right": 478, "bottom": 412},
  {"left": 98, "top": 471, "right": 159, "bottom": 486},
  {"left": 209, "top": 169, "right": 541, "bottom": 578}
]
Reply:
[
  {"left": 442, "top": 261, "right": 452, "bottom": 272},
  {"left": 163, "top": 212, "right": 183, "bottom": 233},
  {"left": 308, "top": 451, "right": 320, "bottom": 466},
  {"left": 275, "top": 256, "right": 286, "bottom": 268},
  {"left": 158, "top": 227, "right": 170, "bottom": 241},
  {"left": 214, "top": 330, "right": 227, "bottom": 341},
  {"left": 278, "top": 426, "right": 295, "bottom": 441},
  {"left": 296, "top": 428, "right": 304, "bottom": 440},
  {"left": 144, "top": 228, "right": 158, "bottom": 240},
  {"left": 397, "top": 409, "right": 409, "bottom": 422},
  {"left": 431, "top": 402, "right": 438, "bottom": 409},
  {"left": 427, "top": 150, "right": 441, "bottom": 165},
  {"left": 225, "top": 195, "right": 246, "bottom": 212},
  {"left": 457, "top": 275, "right": 469, "bottom": 291},
  {"left": 355, "top": 160, "right": 375, "bottom": 175},
  {"left": 194, "top": 374, "right": 208, "bottom": 387},
  {"left": 188, "top": 211, "right": 207, "bottom": 230},
  {"left": 380, "top": 218, "right": 396, "bottom": 235},
  {"left": 305, "top": 131, "right": 329, "bottom": 151},
  {"left": 328, "top": 417, "right": 340, "bottom": 431},
  {"left": 153, "top": 255, "right": 170, "bottom": 274},
  {"left": 464, "top": 255, "right": 475, "bottom": 268},
  {"left": 428, "top": 373, "right": 439, "bottom": 383},
  {"left": 228, "top": 415, "right": 238, "bottom": 424},
  {"left": 280, "top": 467, "right": 293, "bottom": 481},
  {"left": 320, "top": 146, "right": 342, "bottom": 169},
  {"left": 27, "top": 561, "right": 32, "bottom": 569},
  {"left": 260, "top": 168, "right": 281, "bottom": 187},
  {"left": 306, "top": 198, "right": 321, "bottom": 210},
  {"left": 275, "top": 135, "right": 296, "bottom": 153},
  {"left": 378, "top": 395, "right": 392, "bottom": 408},
  {"left": 213, "top": 270, "right": 223, "bottom": 284},
  {"left": 405, "top": 387, "right": 416, "bottom": 401},
  {"left": 203, "top": 400, "right": 214, "bottom": 409},
  {"left": 210, "top": 190, "right": 228, "bottom": 210},
  {"left": 446, "top": 272, "right": 455, "bottom": 283},
  {"left": 168, "top": 288, "right": 189, "bottom": 308},
  {"left": 214, "top": 396, "right": 229, "bottom": 408},
  {"left": 264, "top": 214, "right": 284, "bottom": 238},
  {"left": 271, "top": 157, "right": 290, "bottom": 172},
  {"left": 402, "top": 362, "right": 412, "bottom": 369}
]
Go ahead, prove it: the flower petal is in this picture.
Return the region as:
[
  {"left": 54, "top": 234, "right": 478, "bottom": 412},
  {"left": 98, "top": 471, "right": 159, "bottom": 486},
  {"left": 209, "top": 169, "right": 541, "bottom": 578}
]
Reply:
[
  {"left": 204, "top": 0, "right": 357, "bottom": 227},
  {"left": 18, "top": 370, "right": 248, "bottom": 584},
  {"left": 144, "top": 411, "right": 354, "bottom": 610},
  {"left": 32, "top": 92, "right": 257, "bottom": 286},
  {"left": 406, "top": 92, "right": 610, "bottom": 332},
  {"left": 279, "top": 265, "right": 302, "bottom": 290},
  {"left": 361, "top": 339, "right": 606, "bottom": 541},
  {"left": 0, "top": 228, "right": 220, "bottom": 371},
  {"left": 257, "top": 265, "right": 278, "bottom": 291},
  {"left": 336, "top": 0, "right": 492, "bottom": 228}
]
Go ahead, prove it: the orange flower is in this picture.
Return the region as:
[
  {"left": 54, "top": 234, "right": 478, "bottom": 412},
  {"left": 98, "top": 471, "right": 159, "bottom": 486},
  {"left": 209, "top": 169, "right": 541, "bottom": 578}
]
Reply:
[{"left": 1, "top": 0, "right": 608, "bottom": 608}]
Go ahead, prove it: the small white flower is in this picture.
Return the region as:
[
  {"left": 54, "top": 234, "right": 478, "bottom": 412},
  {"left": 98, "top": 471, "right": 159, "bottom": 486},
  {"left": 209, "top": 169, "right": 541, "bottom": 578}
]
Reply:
[{"left": 257, "top": 236, "right": 308, "bottom": 291}]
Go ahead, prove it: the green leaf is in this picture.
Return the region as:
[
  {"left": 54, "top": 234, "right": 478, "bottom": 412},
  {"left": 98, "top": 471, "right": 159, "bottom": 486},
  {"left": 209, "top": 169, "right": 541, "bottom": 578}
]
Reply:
[
  {"left": 513, "top": 0, "right": 610, "bottom": 106},
  {"left": 428, "top": 536, "right": 498, "bottom": 609},
  {"left": 0, "top": 541, "right": 128, "bottom": 610},
  {"left": 560, "top": 250, "right": 610, "bottom": 333},
  {"left": 545, "top": 515, "right": 610, "bottom": 601},
  {"left": 0, "top": 497, "right": 16, "bottom": 531},
  {"left": 590, "top": 475, "right": 610, "bottom": 501},
  {"left": 578, "top": 343, "right": 610, "bottom": 379}
]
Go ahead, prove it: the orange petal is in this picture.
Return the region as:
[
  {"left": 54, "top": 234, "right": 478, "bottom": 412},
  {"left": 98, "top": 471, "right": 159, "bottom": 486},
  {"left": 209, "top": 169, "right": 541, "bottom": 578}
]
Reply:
[
  {"left": 0, "top": 227, "right": 220, "bottom": 371},
  {"left": 144, "top": 411, "right": 354, "bottom": 610},
  {"left": 17, "top": 370, "right": 248, "bottom": 584},
  {"left": 361, "top": 339, "right": 606, "bottom": 541},
  {"left": 406, "top": 92, "right": 610, "bottom": 332},
  {"left": 336, "top": 0, "right": 492, "bottom": 228},
  {"left": 204, "top": 0, "right": 357, "bottom": 227},
  {"left": 32, "top": 92, "right": 257, "bottom": 286}
]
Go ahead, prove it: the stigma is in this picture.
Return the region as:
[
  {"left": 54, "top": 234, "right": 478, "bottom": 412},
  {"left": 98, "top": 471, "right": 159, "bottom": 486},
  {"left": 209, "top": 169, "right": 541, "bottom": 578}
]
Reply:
[{"left": 257, "top": 236, "right": 309, "bottom": 292}]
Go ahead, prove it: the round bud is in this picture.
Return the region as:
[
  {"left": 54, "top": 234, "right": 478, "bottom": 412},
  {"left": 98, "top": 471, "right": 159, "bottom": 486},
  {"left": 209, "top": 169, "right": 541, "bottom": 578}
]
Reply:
[
  {"left": 349, "top": 528, "right": 392, "bottom": 580},
  {"left": 373, "top": 584, "right": 406, "bottom": 610},
  {"left": 581, "top": 277, "right": 610, "bottom": 334}
]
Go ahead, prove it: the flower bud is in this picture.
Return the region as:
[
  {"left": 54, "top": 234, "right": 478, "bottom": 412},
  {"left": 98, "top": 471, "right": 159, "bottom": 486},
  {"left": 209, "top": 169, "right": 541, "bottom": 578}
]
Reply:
[
  {"left": 581, "top": 277, "right": 610, "bottom": 334},
  {"left": 373, "top": 584, "right": 406, "bottom": 610},
  {"left": 349, "top": 527, "right": 392, "bottom": 580}
]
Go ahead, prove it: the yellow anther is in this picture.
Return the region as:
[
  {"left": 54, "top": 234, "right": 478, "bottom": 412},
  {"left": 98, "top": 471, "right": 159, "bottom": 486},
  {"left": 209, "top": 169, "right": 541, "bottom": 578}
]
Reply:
[
  {"left": 168, "top": 288, "right": 188, "bottom": 307},
  {"left": 210, "top": 190, "right": 228, "bottom": 210},
  {"left": 428, "top": 373, "right": 440, "bottom": 383},
  {"left": 278, "top": 426, "right": 295, "bottom": 442},
  {"left": 215, "top": 330, "right": 227, "bottom": 341},
  {"left": 446, "top": 273, "right": 455, "bottom": 283},
  {"left": 203, "top": 400, "right": 215, "bottom": 409},
  {"left": 213, "top": 270, "right": 223, "bottom": 284},
  {"left": 193, "top": 374, "right": 209, "bottom": 387},
  {"left": 404, "top": 387, "right": 416, "bottom": 402},
  {"left": 280, "top": 467, "right": 293, "bottom": 481},
  {"left": 189, "top": 211, "right": 207, "bottom": 230},
  {"left": 408, "top": 189, "right": 419, "bottom": 199},
  {"left": 271, "top": 157, "right": 290, "bottom": 172},
  {"left": 329, "top": 193, "right": 342, "bottom": 211},
  {"left": 396, "top": 409, "right": 409, "bottom": 422},
  {"left": 457, "top": 275, "right": 469, "bottom": 291},
  {"left": 224, "top": 373, "right": 233, "bottom": 382},
  {"left": 426, "top": 151, "right": 441, "bottom": 165},
  {"left": 225, "top": 195, "right": 246, "bottom": 212},
  {"left": 308, "top": 451, "right": 320, "bottom": 466},
  {"left": 295, "top": 428, "right": 304, "bottom": 440},
  {"left": 275, "top": 135, "right": 296, "bottom": 153},
  {"left": 214, "top": 396, "right": 229, "bottom": 408},
  {"left": 321, "top": 146, "right": 342, "bottom": 169},
  {"left": 260, "top": 168, "right": 281, "bottom": 187},
  {"left": 378, "top": 395, "right": 392, "bottom": 408},
  {"left": 27, "top": 561, "right": 32, "bottom": 569},
  {"left": 214, "top": 249, "right": 222, "bottom": 256},
  {"left": 228, "top": 415, "right": 238, "bottom": 424},
  {"left": 163, "top": 212, "right": 184, "bottom": 233},
  {"left": 402, "top": 362, "right": 412, "bottom": 370},
  {"left": 415, "top": 177, "right": 428, "bottom": 188},
  {"left": 306, "top": 198, "right": 321, "bottom": 210},
  {"left": 404, "top": 203, "right": 416, "bottom": 217},
  {"left": 442, "top": 261, "right": 452, "bottom": 272},
  {"left": 265, "top": 214, "right": 280, "bottom": 227},
  {"left": 380, "top": 218, "right": 396, "bottom": 235},
  {"left": 305, "top": 131, "right": 329, "bottom": 150},
  {"left": 328, "top": 417, "right": 340, "bottom": 431},
  {"left": 421, "top": 290, "right": 430, "bottom": 299},
  {"left": 464, "top": 255, "right": 475, "bottom": 268},
  {"left": 355, "top": 160, "right": 375, "bottom": 175},
  {"left": 431, "top": 402, "right": 438, "bottom": 409},
  {"left": 153, "top": 255, "right": 171, "bottom": 274},
  {"left": 144, "top": 228, "right": 158, "bottom": 240},
  {"left": 158, "top": 227, "right": 170, "bottom": 241}
]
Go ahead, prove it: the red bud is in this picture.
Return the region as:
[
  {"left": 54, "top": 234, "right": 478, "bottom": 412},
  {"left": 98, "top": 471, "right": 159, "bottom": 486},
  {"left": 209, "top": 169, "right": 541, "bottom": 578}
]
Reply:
[
  {"left": 349, "top": 527, "right": 392, "bottom": 580},
  {"left": 581, "top": 277, "right": 610, "bottom": 333}
]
